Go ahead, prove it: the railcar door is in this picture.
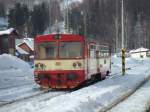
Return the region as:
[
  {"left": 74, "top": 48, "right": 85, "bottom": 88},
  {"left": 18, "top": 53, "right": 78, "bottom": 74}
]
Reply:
[
  {"left": 87, "top": 43, "right": 97, "bottom": 79},
  {"left": 96, "top": 46, "right": 100, "bottom": 73}
]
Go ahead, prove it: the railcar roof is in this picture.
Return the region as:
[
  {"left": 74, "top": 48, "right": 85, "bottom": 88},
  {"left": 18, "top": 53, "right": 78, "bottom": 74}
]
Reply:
[{"left": 35, "top": 34, "right": 85, "bottom": 42}]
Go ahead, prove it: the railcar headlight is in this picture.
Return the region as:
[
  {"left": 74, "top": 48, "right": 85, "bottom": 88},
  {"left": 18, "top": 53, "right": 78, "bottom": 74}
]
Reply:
[
  {"left": 78, "top": 62, "right": 82, "bottom": 67},
  {"left": 67, "top": 73, "right": 77, "bottom": 80},
  {"left": 73, "top": 63, "right": 77, "bottom": 68}
]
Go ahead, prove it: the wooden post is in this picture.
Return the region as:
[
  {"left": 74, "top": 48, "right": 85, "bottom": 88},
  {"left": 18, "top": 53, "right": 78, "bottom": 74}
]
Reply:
[{"left": 122, "top": 48, "right": 126, "bottom": 75}]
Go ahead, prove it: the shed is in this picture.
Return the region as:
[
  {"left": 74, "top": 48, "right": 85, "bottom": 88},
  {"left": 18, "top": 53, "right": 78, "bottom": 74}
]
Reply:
[
  {"left": 129, "top": 47, "right": 149, "bottom": 58},
  {"left": 0, "top": 28, "right": 19, "bottom": 55}
]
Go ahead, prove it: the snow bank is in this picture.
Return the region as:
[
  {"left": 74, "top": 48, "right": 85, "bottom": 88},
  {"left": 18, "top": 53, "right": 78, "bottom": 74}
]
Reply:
[
  {"left": 0, "top": 54, "right": 34, "bottom": 89},
  {"left": 0, "top": 54, "right": 30, "bottom": 71}
]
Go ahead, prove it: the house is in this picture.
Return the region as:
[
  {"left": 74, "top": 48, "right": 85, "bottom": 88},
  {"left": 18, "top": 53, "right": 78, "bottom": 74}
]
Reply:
[
  {"left": 16, "top": 38, "right": 34, "bottom": 61},
  {"left": 129, "top": 47, "right": 149, "bottom": 58},
  {"left": 0, "top": 28, "right": 19, "bottom": 55}
]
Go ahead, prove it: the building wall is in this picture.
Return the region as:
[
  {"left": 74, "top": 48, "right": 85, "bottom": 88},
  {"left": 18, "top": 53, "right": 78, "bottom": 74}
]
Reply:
[
  {"left": 0, "top": 35, "right": 9, "bottom": 54},
  {"left": 130, "top": 52, "right": 147, "bottom": 58},
  {"left": 0, "top": 32, "right": 18, "bottom": 55}
]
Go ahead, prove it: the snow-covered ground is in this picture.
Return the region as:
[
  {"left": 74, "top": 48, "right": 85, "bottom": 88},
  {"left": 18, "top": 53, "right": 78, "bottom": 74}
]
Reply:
[
  {"left": 0, "top": 54, "right": 34, "bottom": 89},
  {"left": 0, "top": 54, "right": 150, "bottom": 112}
]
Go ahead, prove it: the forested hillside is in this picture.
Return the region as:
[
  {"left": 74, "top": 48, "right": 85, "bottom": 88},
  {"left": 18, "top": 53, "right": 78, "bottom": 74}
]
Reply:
[
  {"left": 0, "top": 0, "right": 150, "bottom": 51},
  {"left": 68, "top": 0, "right": 150, "bottom": 51}
]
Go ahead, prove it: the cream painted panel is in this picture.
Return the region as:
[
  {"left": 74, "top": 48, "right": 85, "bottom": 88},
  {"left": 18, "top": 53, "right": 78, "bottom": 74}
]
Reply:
[
  {"left": 99, "top": 57, "right": 111, "bottom": 72},
  {"left": 35, "top": 59, "right": 84, "bottom": 71},
  {"left": 88, "top": 59, "right": 97, "bottom": 79}
]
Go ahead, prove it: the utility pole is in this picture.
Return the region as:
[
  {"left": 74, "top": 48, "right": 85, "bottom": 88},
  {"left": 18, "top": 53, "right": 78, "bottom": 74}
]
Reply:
[
  {"left": 121, "top": 0, "right": 125, "bottom": 75},
  {"left": 121, "top": 0, "right": 124, "bottom": 49}
]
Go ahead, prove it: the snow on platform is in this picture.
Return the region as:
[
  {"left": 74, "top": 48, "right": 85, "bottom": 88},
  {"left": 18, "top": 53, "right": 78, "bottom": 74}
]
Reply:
[{"left": 0, "top": 56, "right": 150, "bottom": 112}]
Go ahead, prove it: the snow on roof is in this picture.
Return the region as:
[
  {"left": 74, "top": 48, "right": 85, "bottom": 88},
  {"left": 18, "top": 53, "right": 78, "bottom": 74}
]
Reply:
[
  {"left": 16, "top": 46, "right": 29, "bottom": 55},
  {"left": 23, "top": 38, "right": 34, "bottom": 51},
  {"left": 0, "top": 28, "right": 15, "bottom": 36},
  {"left": 129, "top": 47, "right": 149, "bottom": 53},
  {"left": 129, "top": 49, "right": 135, "bottom": 53}
]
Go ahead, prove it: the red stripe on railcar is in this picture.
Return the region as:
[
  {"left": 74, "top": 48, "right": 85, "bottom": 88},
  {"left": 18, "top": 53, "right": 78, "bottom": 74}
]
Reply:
[{"left": 34, "top": 70, "right": 85, "bottom": 89}]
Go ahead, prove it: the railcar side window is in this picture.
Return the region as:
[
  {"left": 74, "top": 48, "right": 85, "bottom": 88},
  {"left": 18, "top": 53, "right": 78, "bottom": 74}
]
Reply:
[
  {"left": 89, "top": 44, "right": 96, "bottom": 58},
  {"left": 99, "top": 46, "right": 109, "bottom": 57},
  {"left": 90, "top": 45, "right": 96, "bottom": 49}
]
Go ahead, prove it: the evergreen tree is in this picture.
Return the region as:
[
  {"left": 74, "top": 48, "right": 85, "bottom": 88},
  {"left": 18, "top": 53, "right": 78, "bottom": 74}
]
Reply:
[
  {"left": 31, "top": 2, "right": 49, "bottom": 35},
  {"left": 0, "top": 2, "right": 5, "bottom": 17},
  {"left": 8, "top": 3, "right": 29, "bottom": 34},
  {"left": 68, "top": 7, "right": 84, "bottom": 35}
]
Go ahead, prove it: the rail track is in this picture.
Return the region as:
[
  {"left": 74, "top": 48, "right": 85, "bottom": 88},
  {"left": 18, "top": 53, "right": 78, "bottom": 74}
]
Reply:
[
  {"left": 0, "top": 82, "right": 34, "bottom": 90},
  {"left": 0, "top": 89, "right": 71, "bottom": 112},
  {"left": 100, "top": 76, "right": 150, "bottom": 112},
  {"left": 0, "top": 84, "right": 71, "bottom": 108}
]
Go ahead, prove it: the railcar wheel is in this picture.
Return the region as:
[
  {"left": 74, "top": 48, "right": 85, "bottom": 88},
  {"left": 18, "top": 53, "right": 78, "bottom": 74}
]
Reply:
[
  {"left": 95, "top": 73, "right": 101, "bottom": 81},
  {"left": 106, "top": 71, "right": 110, "bottom": 76}
]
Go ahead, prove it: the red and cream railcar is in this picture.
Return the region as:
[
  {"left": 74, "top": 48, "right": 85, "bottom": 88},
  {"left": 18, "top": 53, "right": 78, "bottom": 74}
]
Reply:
[{"left": 34, "top": 34, "right": 111, "bottom": 89}]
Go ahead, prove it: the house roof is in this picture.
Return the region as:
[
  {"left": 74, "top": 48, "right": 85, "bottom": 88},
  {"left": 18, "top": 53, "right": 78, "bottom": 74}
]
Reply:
[{"left": 0, "top": 28, "right": 15, "bottom": 36}]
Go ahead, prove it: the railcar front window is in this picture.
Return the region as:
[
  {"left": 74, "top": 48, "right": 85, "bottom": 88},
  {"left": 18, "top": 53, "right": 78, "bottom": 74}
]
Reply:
[
  {"left": 60, "top": 42, "right": 83, "bottom": 58},
  {"left": 35, "top": 42, "right": 57, "bottom": 59}
]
